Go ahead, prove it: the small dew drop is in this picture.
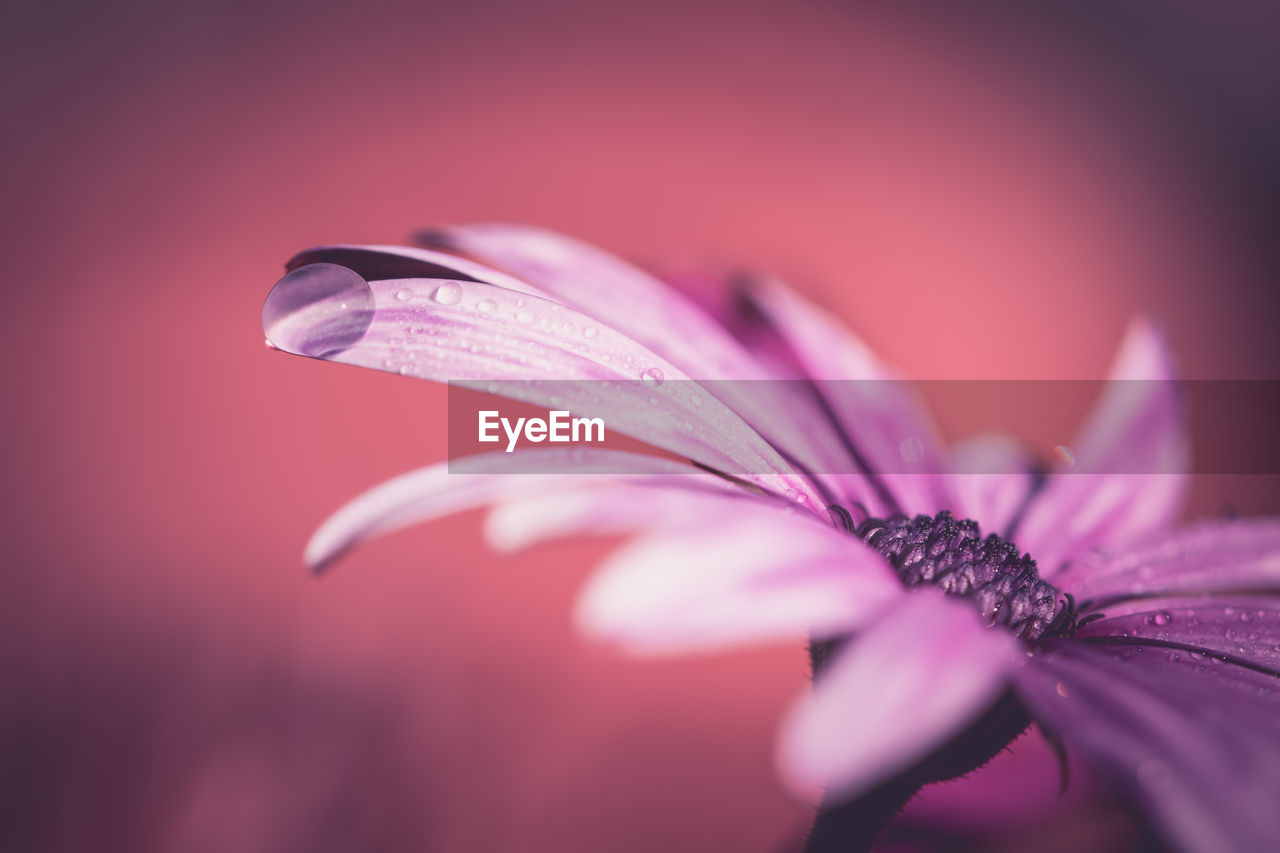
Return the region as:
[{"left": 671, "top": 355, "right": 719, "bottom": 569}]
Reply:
[
  {"left": 476, "top": 299, "right": 497, "bottom": 313},
  {"left": 583, "top": 326, "right": 599, "bottom": 339},
  {"left": 899, "top": 437, "right": 924, "bottom": 463},
  {"left": 432, "top": 282, "right": 463, "bottom": 305},
  {"left": 1240, "top": 611, "right": 1254, "bottom": 623},
  {"left": 1151, "top": 611, "right": 1172, "bottom": 627},
  {"left": 640, "top": 367, "right": 665, "bottom": 388},
  {"left": 395, "top": 287, "right": 414, "bottom": 302},
  {"left": 689, "top": 394, "right": 703, "bottom": 407},
  {"left": 515, "top": 311, "right": 535, "bottom": 325},
  {"left": 397, "top": 365, "right": 414, "bottom": 376}
]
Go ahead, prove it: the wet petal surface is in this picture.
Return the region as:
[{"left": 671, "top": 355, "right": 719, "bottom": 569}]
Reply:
[{"left": 1014, "top": 640, "right": 1280, "bottom": 853}]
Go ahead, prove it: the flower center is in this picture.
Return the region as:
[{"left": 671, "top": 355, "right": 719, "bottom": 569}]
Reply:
[{"left": 855, "top": 511, "right": 1076, "bottom": 640}]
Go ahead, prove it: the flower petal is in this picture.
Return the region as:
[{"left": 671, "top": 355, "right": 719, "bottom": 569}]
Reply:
[
  {"left": 483, "top": 478, "right": 759, "bottom": 553},
  {"left": 304, "top": 449, "right": 737, "bottom": 571},
  {"left": 575, "top": 500, "right": 902, "bottom": 655},
  {"left": 1055, "top": 518, "right": 1280, "bottom": 604},
  {"left": 777, "top": 589, "right": 1017, "bottom": 802},
  {"left": 738, "top": 276, "right": 950, "bottom": 518},
  {"left": 419, "top": 223, "right": 765, "bottom": 380},
  {"left": 420, "top": 225, "right": 878, "bottom": 504},
  {"left": 947, "top": 433, "right": 1037, "bottom": 539},
  {"left": 1077, "top": 596, "right": 1280, "bottom": 671},
  {"left": 263, "top": 266, "right": 824, "bottom": 505},
  {"left": 287, "top": 243, "right": 551, "bottom": 296},
  {"left": 1014, "top": 640, "right": 1280, "bottom": 853},
  {"left": 1015, "top": 320, "right": 1189, "bottom": 574}
]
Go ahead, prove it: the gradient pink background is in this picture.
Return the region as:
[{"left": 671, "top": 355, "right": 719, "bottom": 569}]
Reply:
[{"left": 4, "top": 2, "right": 1279, "bottom": 851}]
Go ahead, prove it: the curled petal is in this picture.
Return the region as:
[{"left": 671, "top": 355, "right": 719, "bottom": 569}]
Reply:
[
  {"left": 575, "top": 501, "right": 902, "bottom": 655},
  {"left": 422, "top": 225, "right": 878, "bottom": 503},
  {"left": 263, "top": 268, "right": 824, "bottom": 505},
  {"left": 1017, "top": 320, "right": 1189, "bottom": 574},
  {"left": 287, "top": 243, "right": 552, "bottom": 297},
  {"left": 777, "top": 589, "right": 1017, "bottom": 802}
]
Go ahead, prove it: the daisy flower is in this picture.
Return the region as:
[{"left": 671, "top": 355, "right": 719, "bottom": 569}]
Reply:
[{"left": 262, "top": 224, "right": 1280, "bottom": 852}]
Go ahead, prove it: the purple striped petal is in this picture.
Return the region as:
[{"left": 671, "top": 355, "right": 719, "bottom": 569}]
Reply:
[
  {"left": 1055, "top": 518, "right": 1280, "bottom": 603},
  {"left": 739, "top": 276, "right": 950, "bottom": 518},
  {"left": 1014, "top": 640, "right": 1280, "bottom": 853},
  {"left": 947, "top": 433, "right": 1037, "bottom": 539},
  {"left": 304, "top": 449, "right": 739, "bottom": 571},
  {"left": 263, "top": 267, "right": 825, "bottom": 506},
  {"left": 575, "top": 501, "right": 902, "bottom": 655},
  {"left": 1077, "top": 596, "right": 1280, "bottom": 670},
  {"left": 420, "top": 225, "right": 879, "bottom": 505},
  {"left": 777, "top": 590, "right": 1017, "bottom": 801},
  {"left": 1017, "top": 320, "right": 1189, "bottom": 575},
  {"left": 419, "top": 224, "right": 766, "bottom": 380}
]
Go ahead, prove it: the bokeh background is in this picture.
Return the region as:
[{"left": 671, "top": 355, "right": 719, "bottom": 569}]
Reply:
[{"left": 4, "top": 1, "right": 1279, "bottom": 851}]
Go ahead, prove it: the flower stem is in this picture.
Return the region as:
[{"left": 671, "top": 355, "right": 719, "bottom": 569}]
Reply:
[{"left": 800, "top": 776, "right": 920, "bottom": 853}]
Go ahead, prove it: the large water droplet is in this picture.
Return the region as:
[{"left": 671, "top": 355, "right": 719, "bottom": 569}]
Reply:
[
  {"left": 432, "top": 282, "right": 464, "bottom": 305},
  {"left": 640, "top": 367, "right": 665, "bottom": 387},
  {"left": 262, "top": 263, "right": 374, "bottom": 358}
]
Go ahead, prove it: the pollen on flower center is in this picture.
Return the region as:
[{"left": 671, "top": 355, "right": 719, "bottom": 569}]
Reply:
[{"left": 856, "top": 511, "right": 1076, "bottom": 640}]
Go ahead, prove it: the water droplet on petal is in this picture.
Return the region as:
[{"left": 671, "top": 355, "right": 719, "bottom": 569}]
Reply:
[
  {"left": 640, "top": 367, "right": 665, "bottom": 387},
  {"left": 262, "top": 263, "right": 374, "bottom": 358},
  {"left": 899, "top": 437, "right": 924, "bottom": 463},
  {"left": 689, "top": 394, "right": 703, "bottom": 407},
  {"left": 1152, "top": 611, "right": 1172, "bottom": 627},
  {"left": 395, "top": 287, "right": 414, "bottom": 302},
  {"left": 432, "top": 282, "right": 464, "bottom": 305},
  {"left": 516, "top": 311, "right": 535, "bottom": 325},
  {"left": 583, "top": 326, "right": 599, "bottom": 339},
  {"left": 477, "top": 299, "right": 497, "bottom": 313}
]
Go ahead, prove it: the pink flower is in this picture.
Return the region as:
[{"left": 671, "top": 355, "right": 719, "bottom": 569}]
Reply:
[{"left": 263, "top": 224, "right": 1280, "bottom": 853}]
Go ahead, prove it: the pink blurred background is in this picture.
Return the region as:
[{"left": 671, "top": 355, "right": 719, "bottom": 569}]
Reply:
[{"left": 4, "top": 1, "right": 1279, "bottom": 850}]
